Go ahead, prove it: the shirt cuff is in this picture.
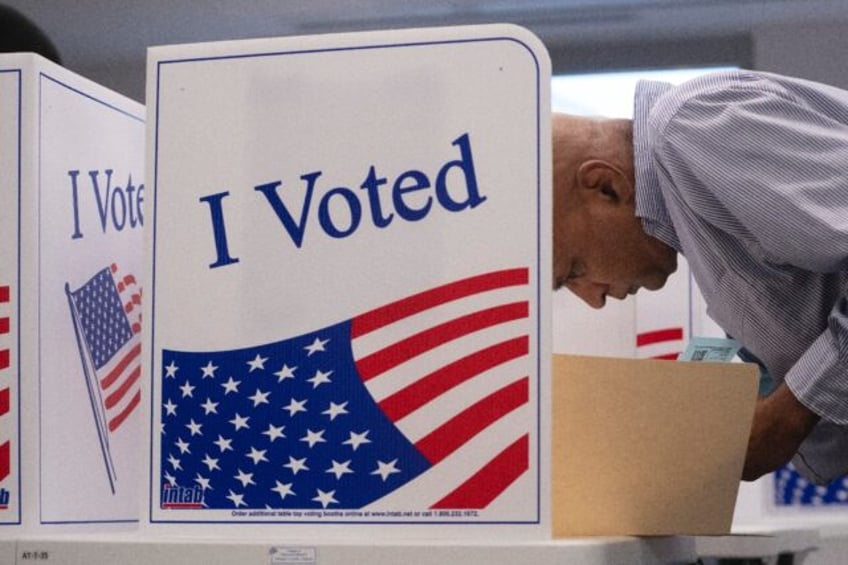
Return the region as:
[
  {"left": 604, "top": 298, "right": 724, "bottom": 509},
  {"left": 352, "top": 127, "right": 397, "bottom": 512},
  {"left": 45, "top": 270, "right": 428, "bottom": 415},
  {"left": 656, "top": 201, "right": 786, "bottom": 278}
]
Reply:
[{"left": 785, "top": 319, "right": 848, "bottom": 426}]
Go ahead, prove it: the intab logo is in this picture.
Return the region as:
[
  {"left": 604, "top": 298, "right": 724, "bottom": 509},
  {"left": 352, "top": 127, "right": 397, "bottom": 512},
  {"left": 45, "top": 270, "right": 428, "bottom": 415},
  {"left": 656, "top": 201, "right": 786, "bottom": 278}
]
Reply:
[
  {"left": 161, "top": 484, "right": 204, "bottom": 509},
  {"left": 0, "top": 488, "right": 10, "bottom": 510}
]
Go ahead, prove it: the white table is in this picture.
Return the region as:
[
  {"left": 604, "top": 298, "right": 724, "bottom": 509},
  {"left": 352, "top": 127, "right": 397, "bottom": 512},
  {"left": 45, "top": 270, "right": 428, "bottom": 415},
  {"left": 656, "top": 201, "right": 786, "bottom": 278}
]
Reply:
[
  {"left": 695, "top": 526, "right": 820, "bottom": 564},
  {"left": 6, "top": 534, "right": 698, "bottom": 565}
]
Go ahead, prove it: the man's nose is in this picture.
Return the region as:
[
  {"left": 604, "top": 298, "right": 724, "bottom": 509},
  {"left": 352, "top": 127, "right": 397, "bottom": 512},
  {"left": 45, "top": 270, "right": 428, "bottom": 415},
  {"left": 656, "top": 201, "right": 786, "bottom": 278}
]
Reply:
[{"left": 566, "top": 278, "right": 607, "bottom": 309}]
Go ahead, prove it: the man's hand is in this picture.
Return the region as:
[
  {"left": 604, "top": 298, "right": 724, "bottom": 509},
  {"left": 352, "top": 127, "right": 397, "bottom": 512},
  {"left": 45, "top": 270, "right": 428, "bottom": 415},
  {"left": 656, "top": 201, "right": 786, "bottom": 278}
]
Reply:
[{"left": 743, "top": 383, "right": 820, "bottom": 481}]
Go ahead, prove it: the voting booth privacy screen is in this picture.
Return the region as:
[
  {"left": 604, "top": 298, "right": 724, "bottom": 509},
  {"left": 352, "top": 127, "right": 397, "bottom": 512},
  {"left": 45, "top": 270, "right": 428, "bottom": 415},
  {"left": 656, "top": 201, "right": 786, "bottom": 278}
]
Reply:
[
  {"left": 0, "top": 54, "right": 145, "bottom": 532},
  {"left": 144, "top": 25, "right": 551, "bottom": 536}
]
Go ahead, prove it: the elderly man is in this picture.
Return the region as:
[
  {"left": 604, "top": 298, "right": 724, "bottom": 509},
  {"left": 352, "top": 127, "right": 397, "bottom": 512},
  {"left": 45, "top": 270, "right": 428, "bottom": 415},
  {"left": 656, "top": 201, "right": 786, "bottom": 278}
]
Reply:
[{"left": 553, "top": 69, "right": 848, "bottom": 484}]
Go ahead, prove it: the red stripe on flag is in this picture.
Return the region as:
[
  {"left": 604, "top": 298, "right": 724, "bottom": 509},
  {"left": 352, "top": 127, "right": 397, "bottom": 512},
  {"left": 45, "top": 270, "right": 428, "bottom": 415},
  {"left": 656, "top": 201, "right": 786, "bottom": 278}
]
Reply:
[
  {"left": 416, "top": 377, "right": 529, "bottom": 465},
  {"left": 0, "top": 441, "right": 9, "bottom": 482},
  {"left": 0, "top": 286, "right": 8, "bottom": 303},
  {"left": 357, "top": 301, "right": 528, "bottom": 381},
  {"left": 379, "top": 336, "right": 529, "bottom": 421},
  {"left": 162, "top": 502, "right": 203, "bottom": 509},
  {"left": 636, "top": 327, "right": 683, "bottom": 347},
  {"left": 0, "top": 388, "right": 8, "bottom": 417},
  {"left": 104, "top": 365, "right": 141, "bottom": 410},
  {"left": 652, "top": 353, "right": 679, "bottom": 360},
  {"left": 108, "top": 390, "right": 141, "bottom": 432},
  {"left": 0, "top": 317, "right": 8, "bottom": 334},
  {"left": 351, "top": 268, "right": 528, "bottom": 338},
  {"left": 430, "top": 434, "right": 529, "bottom": 509},
  {"left": 0, "top": 350, "right": 8, "bottom": 371},
  {"left": 100, "top": 343, "right": 141, "bottom": 389}
]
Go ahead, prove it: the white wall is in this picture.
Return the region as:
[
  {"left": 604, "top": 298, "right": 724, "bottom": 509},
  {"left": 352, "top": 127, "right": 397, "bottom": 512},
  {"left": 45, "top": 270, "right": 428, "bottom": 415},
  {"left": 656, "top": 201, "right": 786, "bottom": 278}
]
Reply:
[{"left": 755, "top": 21, "right": 848, "bottom": 89}]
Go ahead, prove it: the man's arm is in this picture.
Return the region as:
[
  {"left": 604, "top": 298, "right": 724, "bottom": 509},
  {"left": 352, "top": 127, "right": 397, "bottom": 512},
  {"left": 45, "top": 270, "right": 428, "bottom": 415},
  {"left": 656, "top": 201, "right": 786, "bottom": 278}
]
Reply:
[{"left": 743, "top": 383, "right": 820, "bottom": 481}]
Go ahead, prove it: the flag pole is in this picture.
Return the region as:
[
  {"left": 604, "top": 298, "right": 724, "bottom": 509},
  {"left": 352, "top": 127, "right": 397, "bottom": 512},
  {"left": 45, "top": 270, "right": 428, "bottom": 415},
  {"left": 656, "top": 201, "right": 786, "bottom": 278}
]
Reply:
[{"left": 65, "top": 282, "right": 117, "bottom": 494}]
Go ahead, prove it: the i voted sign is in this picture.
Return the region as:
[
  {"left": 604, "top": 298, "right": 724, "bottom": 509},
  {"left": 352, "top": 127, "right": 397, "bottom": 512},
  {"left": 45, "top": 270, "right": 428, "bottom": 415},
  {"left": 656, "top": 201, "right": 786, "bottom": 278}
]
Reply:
[
  {"left": 202, "top": 132, "right": 485, "bottom": 266},
  {"left": 145, "top": 25, "right": 551, "bottom": 535}
]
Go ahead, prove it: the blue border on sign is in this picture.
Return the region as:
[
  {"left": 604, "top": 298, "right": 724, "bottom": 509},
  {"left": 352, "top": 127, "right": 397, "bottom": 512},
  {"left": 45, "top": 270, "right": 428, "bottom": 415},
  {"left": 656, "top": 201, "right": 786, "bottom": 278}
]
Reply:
[
  {"left": 37, "top": 71, "right": 143, "bottom": 525},
  {"left": 149, "top": 34, "right": 545, "bottom": 526}
]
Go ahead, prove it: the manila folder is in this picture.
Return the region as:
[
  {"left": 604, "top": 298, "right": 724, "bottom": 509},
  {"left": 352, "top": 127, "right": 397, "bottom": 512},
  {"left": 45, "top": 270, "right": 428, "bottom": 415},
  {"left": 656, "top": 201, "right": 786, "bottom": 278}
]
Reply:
[{"left": 552, "top": 354, "right": 759, "bottom": 536}]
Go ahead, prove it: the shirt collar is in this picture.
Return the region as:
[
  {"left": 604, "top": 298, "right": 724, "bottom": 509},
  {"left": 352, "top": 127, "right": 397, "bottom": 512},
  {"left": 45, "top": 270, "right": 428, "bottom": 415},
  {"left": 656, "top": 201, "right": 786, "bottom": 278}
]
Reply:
[{"left": 633, "top": 80, "right": 682, "bottom": 252}]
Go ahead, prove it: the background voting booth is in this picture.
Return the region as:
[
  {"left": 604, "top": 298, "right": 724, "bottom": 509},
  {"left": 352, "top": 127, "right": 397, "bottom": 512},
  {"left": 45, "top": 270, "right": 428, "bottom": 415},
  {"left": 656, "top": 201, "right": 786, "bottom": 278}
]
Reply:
[
  {"left": 0, "top": 53, "right": 145, "bottom": 531},
  {"left": 0, "top": 22, "right": 833, "bottom": 565}
]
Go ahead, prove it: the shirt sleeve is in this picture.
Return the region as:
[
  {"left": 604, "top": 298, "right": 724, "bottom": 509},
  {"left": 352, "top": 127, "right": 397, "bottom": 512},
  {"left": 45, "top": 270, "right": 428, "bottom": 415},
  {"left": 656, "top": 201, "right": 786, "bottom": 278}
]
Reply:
[{"left": 650, "top": 72, "right": 848, "bottom": 424}]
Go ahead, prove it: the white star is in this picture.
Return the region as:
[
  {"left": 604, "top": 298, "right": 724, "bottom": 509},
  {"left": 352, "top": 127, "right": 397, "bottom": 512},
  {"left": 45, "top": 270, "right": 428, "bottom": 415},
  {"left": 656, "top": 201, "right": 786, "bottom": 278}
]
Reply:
[
  {"left": 167, "top": 453, "right": 182, "bottom": 471},
  {"left": 226, "top": 489, "right": 246, "bottom": 508},
  {"left": 179, "top": 380, "right": 195, "bottom": 398},
  {"left": 304, "top": 336, "right": 329, "bottom": 356},
  {"left": 312, "top": 488, "right": 338, "bottom": 508},
  {"left": 300, "top": 428, "right": 326, "bottom": 448},
  {"left": 185, "top": 418, "right": 203, "bottom": 436},
  {"left": 283, "top": 397, "right": 307, "bottom": 417},
  {"left": 246, "top": 446, "right": 269, "bottom": 465},
  {"left": 234, "top": 469, "right": 255, "bottom": 488},
  {"left": 200, "top": 397, "right": 219, "bottom": 415},
  {"left": 247, "top": 353, "right": 268, "bottom": 372},
  {"left": 275, "top": 364, "right": 297, "bottom": 383},
  {"left": 248, "top": 388, "right": 271, "bottom": 407},
  {"left": 371, "top": 459, "right": 401, "bottom": 482},
  {"left": 343, "top": 430, "right": 371, "bottom": 451},
  {"left": 307, "top": 369, "right": 333, "bottom": 388},
  {"left": 322, "top": 401, "right": 349, "bottom": 420},
  {"left": 262, "top": 423, "right": 286, "bottom": 442},
  {"left": 163, "top": 398, "right": 178, "bottom": 416},
  {"left": 326, "top": 459, "right": 354, "bottom": 480},
  {"left": 164, "top": 360, "right": 179, "bottom": 378},
  {"left": 271, "top": 481, "right": 295, "bottom": 501},
  {"left": 221, "top": 376, "right": 241, "bottom": 395},
  {"left": 284, "top": 456, "right": 309, "bottom": 475},
  {"left": 229, "top": 413, "right": 250, "bottom": 431},
  {"left": 201, "top": 453, "right": 220, "bottom": 472},
  {"left": 175, "top": 437, "right": 191, "bottom": 454},
  {"left": 213, "top": 434, "right": 233, "bottom": 453},
  {"left": 194, "top": 472, "right": 212, "bottom": 491},
  {"left": 163, "top": 471, "right": 177, "bottom": 486},
  {"left": 200, "top": 361, "right": 218, "bottom": 379}
]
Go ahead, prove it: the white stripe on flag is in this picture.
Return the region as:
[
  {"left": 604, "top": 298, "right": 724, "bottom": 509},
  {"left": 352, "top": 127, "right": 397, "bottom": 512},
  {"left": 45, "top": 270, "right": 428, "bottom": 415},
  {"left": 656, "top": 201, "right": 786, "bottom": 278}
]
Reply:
[
  {"left": 396, "top": 358, "right": 528, "bottom": 443},
  {"left": 352, "top": 285, "right": 526, "bottom": 359},
  {"left": 99, "top": 267, "right": 142, "bottom": 433},
  {"left": 98, "top": 339, "right": 141, "bottom": 432},
  {"left": 364, "top": 405, "right": 530, "bottom": 509},
  {"left": 362, "top": 320, "right": 528, "bottom": 401},
  {"left": 0, "top": 285, "right": 11, "bottom": 484}
]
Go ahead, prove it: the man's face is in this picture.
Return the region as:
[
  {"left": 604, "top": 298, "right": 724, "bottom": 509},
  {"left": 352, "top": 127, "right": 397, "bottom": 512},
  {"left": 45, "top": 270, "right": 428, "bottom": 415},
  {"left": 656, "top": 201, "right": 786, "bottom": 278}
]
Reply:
[{"left": 553, "top": 182, "right": 677, "bottom": 309}]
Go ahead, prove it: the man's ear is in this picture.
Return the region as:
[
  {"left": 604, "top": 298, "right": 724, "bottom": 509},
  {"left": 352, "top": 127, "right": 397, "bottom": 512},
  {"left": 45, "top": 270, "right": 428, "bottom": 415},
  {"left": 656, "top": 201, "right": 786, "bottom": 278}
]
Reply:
[{"left": 576, "top": 159, "right": 633, "bottom": 204}]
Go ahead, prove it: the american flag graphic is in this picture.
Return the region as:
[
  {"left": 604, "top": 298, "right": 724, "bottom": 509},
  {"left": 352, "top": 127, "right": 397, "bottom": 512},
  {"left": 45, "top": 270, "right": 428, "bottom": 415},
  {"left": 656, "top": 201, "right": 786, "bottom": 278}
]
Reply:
[
  {"left": 67, "top": 264, "right": 142, "bottom": 493},
  {"left": 0, "top": 284, "right": 10, "bottom": 497},
  {"left": 636, "top": 327, "right": 684, "bottom": 360},
  {"left": 775, "top": 464, "right": 848, "bottom": 506},
  {"left": 159, "top": 268, "right": 532, "bottom": 512}
]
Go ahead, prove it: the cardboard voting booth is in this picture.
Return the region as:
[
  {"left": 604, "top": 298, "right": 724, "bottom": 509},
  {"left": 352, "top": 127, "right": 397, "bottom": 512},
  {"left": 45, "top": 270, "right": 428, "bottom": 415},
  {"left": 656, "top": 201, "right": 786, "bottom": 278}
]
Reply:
[
  {"left": 144, "top": 25, "right": 551, "bottom": 538},
  {"left": 551, "top": 354, "right": 759, "bottom": 537},
  {"left": 0, "top": 54, "right": 145, "bottom": 531}
]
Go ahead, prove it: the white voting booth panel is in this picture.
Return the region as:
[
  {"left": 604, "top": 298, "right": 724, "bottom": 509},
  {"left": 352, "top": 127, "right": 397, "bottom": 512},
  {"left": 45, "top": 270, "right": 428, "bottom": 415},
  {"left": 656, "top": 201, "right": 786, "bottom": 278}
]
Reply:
[
  {"left": 0, "top": 54, "right": 145, "bottom": 533},
  {"left": 144, "top": 25, "right": 551, "bottom": 539}
]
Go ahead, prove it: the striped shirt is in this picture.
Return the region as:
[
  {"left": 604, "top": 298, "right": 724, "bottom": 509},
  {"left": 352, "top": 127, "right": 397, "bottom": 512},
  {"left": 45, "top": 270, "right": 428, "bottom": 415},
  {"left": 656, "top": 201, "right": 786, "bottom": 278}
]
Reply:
[{"left": 633, "top": 70, "right": 848, "bottom": 483}]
